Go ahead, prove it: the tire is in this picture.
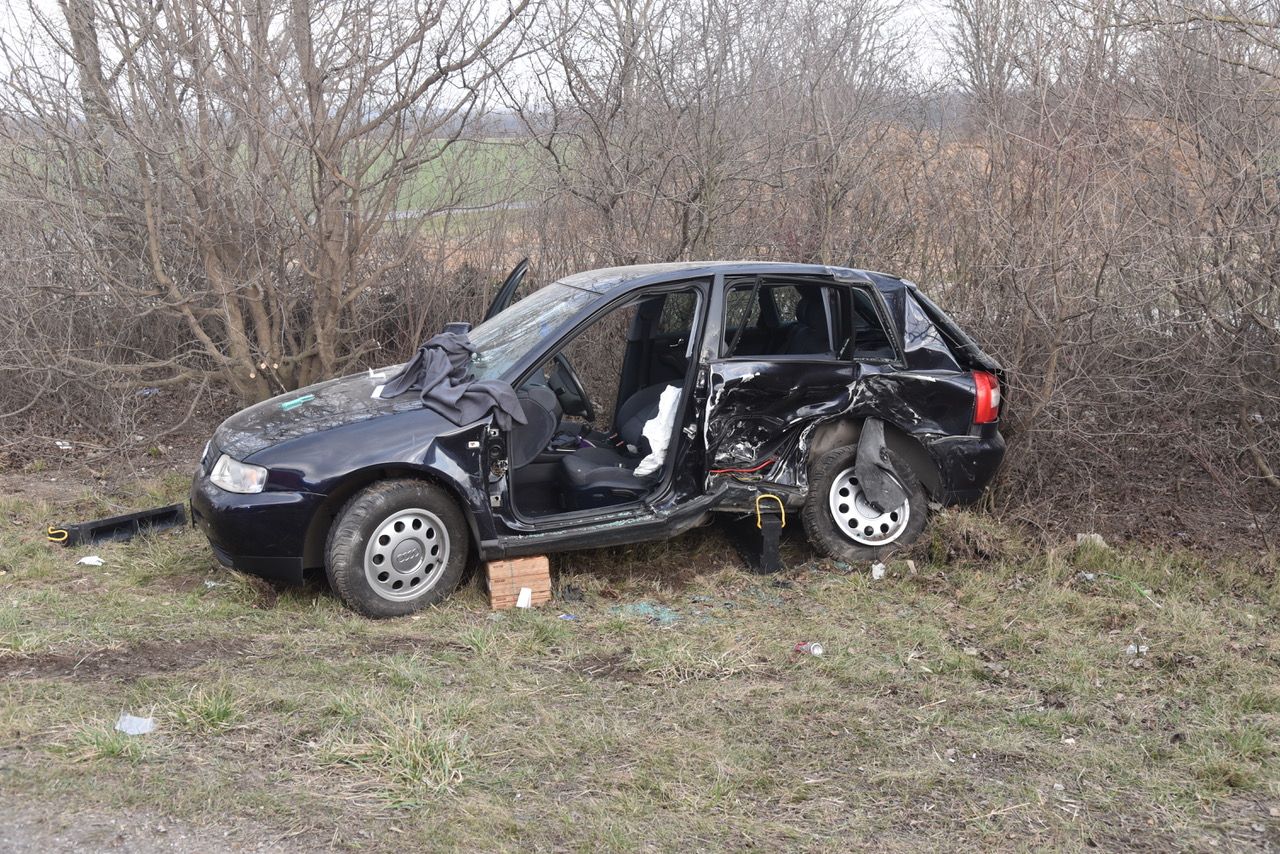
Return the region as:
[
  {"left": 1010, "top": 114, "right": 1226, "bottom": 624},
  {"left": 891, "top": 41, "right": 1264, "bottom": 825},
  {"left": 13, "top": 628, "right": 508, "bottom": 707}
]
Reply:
[
  {"left": 325, "top": 479, "right": 470, "bottom": 618},
  {"left": 803, "top": 444, "right": 927, "bottom": 562}
]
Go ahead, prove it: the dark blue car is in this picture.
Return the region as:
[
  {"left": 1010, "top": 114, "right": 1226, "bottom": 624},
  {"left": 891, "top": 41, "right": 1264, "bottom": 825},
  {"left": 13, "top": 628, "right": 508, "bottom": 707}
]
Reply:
[{"left": 191, "top": 261, "right": 1005, "bottom": 616}]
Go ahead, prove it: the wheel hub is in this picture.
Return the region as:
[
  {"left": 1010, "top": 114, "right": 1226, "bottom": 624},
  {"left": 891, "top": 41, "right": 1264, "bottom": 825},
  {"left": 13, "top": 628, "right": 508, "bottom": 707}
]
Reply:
[
  {"left": 828, "top": 466, "right": 910, "bottom": 546},
  {"left": 390, "top": 538, "right": 425, "bottom": 573},
  {"left": 364, "top": 509, "right": 450, "bottom": 601}
]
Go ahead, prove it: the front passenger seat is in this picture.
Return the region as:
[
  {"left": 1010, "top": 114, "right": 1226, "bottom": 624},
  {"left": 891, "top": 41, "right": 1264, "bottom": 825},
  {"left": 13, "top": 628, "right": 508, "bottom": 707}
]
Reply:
[{"left": 560, "top": 383, "right": 681, "bottom": 510}]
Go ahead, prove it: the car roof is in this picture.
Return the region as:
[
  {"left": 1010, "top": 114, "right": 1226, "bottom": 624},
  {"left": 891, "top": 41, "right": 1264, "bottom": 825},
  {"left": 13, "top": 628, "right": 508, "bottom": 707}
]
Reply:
[{"left": 554, "top": 261, "right": 909, "bottom": 295}]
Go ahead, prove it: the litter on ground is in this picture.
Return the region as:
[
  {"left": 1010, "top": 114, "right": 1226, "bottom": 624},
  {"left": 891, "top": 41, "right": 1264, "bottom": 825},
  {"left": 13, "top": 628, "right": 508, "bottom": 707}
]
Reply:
[
  {"left": 115, "top": 713, "right": 155, "bottom": 736},
  {"left": 1075, "top": 533, "right": 1109, "bottom": 549}
]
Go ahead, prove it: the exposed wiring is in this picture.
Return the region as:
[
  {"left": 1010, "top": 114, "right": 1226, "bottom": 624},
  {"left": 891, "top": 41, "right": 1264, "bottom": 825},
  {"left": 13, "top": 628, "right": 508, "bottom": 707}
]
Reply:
[{"left": 709, "top": 458, "right": 774, "bottom": 474}]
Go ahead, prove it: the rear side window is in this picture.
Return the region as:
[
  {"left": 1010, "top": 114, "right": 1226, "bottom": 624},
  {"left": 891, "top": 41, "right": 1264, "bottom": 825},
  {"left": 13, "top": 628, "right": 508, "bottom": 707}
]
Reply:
[
  {"left": 719, "top": 280, "right": 899, "bottom": 362},
  {"left": 849, "top": 289, "right": 896, "bottom": 361},
  {"left": 721, "top": 281, "right": 836, "bottom": 358},
  {"left": 724, "top": 287, "right": 762, "bottom": 334}
]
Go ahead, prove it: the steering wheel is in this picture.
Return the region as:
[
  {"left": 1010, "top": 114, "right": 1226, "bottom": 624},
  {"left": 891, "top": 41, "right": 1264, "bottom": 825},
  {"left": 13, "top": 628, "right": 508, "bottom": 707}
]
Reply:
[{"left": 548, "top": 353, "right": 595, "bottom": 423}]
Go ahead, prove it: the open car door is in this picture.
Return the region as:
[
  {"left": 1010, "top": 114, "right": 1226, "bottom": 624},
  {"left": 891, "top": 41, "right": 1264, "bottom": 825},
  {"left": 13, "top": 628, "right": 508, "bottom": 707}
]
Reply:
[{"left": 483, "top": 258, "right": 530, "bottom": 322}]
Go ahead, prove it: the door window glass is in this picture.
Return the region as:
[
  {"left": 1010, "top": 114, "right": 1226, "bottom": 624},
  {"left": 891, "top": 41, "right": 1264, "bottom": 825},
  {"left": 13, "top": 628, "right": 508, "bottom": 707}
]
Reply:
[
  {"left": 657, "top": 291, "right": 697, "bottom": 335},
  {"left": 849, "top": 289, "right": 897, "bottom": 361},
  {"left": 721, "top": 282, "right": 834, "bottom": 357}
]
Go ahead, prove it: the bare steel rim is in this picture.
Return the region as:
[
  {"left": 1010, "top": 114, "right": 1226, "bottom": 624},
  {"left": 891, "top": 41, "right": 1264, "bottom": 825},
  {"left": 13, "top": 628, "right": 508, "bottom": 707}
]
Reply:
[
  {"left": 363, "top": 508, "right": 450, "bottom": 602},
  {"left": 827, "top": 466, "right": 911, "bottom": 546}
]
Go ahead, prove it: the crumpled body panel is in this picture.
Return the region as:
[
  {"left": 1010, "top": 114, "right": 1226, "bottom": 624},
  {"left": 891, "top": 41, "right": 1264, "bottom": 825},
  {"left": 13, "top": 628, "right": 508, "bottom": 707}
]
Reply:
[{"left": 702, "top": 283, "right": 995, "bottom": 509}]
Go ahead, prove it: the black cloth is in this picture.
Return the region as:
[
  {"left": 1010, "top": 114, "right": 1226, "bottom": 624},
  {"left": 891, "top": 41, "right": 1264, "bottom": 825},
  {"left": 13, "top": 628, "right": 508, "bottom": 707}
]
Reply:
[{"left": 378, "top": 332, "right": 527, "bottom": 430}]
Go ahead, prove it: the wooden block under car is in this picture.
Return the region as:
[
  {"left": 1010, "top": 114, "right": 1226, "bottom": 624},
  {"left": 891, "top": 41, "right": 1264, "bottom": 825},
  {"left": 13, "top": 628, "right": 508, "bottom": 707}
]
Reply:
[{"left": 486, "top": 556, "right": 552, "bottom": 610}]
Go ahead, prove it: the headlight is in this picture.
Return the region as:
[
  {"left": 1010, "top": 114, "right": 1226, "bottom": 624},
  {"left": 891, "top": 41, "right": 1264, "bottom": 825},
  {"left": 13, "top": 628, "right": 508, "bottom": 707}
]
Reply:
[{"left": 209, "top": 454, "right": 268, "bottom": 494}]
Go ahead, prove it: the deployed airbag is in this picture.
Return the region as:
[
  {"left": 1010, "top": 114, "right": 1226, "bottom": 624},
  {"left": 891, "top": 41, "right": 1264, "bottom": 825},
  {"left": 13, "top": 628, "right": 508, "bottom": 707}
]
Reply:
[
  {"left": 633, "top": 385, "right": 681, "bottom": 478},
  {"left": 378, "top": 332, "right": 527, "bottom": 430}
]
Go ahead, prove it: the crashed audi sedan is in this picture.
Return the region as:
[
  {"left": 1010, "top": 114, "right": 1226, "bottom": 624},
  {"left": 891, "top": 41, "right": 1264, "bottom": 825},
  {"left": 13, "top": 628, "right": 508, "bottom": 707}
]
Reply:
[{"left": 191, "top": 261, "right": 1005, "bottom": 616}]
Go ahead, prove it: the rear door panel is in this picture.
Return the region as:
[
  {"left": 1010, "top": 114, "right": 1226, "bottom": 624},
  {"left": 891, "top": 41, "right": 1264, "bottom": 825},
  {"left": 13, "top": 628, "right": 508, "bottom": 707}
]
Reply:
[{"left": 704, "top": 359, "right": 854, "bottom": 472}]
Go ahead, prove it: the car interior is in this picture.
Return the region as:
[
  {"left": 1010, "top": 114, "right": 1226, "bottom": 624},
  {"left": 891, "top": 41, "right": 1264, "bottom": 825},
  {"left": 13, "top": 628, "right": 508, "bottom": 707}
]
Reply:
[
  {"left": 506, "top": 287, "right": 701, "bottom": 518},
  {"left": 503, "top": 278, "right": 897, "bottom": 520}
]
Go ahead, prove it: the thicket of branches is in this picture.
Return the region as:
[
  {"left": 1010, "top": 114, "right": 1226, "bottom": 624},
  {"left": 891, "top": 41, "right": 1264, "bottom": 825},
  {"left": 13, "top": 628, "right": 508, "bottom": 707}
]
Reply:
[{"left": 1, "top": 0, "right": 1277, "bottom": 535}]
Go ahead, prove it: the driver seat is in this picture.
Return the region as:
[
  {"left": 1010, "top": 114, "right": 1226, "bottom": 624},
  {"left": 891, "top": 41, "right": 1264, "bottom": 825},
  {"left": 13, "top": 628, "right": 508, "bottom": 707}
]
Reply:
[
  {"left": 510, "top": 384, "right": 562, "bottom": 468},
  {"left": 560, "top": 383, "right": 681, "bottom": 510}
]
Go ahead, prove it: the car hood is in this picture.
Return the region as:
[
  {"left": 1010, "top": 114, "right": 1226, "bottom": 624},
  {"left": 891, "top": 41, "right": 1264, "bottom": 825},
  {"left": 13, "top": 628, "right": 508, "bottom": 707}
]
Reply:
[{"left": 213, "top": 369, "right": 420, "bottom": 460}]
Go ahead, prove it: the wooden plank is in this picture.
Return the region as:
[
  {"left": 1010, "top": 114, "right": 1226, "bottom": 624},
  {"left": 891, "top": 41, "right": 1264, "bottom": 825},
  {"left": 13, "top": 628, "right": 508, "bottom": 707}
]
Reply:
[
  {"left": 489, "top": 583, "right": 552, "bottom": 598},
  {"left": 488, "top": 588, "right": 550, "bottom": 601},
  {"left": 486, "top": 556, "right": 552, "bottom": 610}
]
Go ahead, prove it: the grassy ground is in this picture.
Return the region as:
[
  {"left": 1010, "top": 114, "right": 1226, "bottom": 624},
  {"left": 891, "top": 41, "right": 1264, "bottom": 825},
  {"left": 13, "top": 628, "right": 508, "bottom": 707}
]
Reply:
[{"left": 1, "top": 474, "right": 1278, "bottom": 851}]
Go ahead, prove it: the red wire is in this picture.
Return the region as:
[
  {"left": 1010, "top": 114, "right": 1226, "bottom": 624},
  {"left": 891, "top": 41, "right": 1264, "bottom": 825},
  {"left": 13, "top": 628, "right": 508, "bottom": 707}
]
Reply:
[{"left": 709, "top": 458, "right": 774, "bottom": 474}]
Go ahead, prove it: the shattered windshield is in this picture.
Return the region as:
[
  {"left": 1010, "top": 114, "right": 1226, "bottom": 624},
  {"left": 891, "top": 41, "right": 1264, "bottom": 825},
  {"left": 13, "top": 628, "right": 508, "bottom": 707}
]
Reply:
[{"left": 467, "top": 283, "right": 599, "bottom": 381}]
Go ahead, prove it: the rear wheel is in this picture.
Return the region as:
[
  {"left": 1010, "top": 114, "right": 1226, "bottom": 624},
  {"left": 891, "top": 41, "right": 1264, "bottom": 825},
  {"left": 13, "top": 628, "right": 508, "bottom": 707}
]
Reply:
[
  {"left": 803, "top": 444, "right": 927, "bottom": 562},
  {"left": 325, "top": 479, "right": 469, "bottom": 618}
]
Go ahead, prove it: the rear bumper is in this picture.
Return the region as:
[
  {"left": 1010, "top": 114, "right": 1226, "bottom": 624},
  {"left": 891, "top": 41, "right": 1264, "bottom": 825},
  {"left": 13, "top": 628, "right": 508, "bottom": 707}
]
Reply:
[
  {"left": 930, "top": 424, "right": 1006, "bottom": 506},
  {"left": 189, "top": 473, "right": 324, "bottom": 585}
]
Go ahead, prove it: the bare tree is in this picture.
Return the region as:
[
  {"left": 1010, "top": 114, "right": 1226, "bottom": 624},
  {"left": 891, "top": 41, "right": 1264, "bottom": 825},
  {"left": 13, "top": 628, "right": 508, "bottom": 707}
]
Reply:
[{"left": 0, "top": 0, "right": 533, "bottom": 404}]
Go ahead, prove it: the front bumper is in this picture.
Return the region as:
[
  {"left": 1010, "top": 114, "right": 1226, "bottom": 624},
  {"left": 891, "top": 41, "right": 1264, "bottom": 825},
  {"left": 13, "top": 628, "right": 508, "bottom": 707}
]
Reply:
[{"left": 189, "top": 473, "right": 325, "bottom": 585}]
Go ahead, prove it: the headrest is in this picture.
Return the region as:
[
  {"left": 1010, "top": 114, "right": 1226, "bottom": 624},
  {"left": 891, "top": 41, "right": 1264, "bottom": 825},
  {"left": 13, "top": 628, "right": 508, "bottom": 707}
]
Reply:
[{"left": 796, "top": 293, "right": 827, "bottom": 330}]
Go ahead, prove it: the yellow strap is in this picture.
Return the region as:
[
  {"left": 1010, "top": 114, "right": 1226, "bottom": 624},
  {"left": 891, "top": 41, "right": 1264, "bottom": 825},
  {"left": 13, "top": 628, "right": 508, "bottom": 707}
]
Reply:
[
  {"left": 46, "top": 527, "right": 68, "bottom": 543},
  {"left": 755, "top": 494, "right": 785, "bottom": 529}
]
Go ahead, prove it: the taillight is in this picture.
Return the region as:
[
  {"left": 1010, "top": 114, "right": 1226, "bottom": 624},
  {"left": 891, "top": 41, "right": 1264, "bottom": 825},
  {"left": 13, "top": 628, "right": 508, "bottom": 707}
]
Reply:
[{"left": 973, "top": 371, "right": 1000, "bottom": 424}]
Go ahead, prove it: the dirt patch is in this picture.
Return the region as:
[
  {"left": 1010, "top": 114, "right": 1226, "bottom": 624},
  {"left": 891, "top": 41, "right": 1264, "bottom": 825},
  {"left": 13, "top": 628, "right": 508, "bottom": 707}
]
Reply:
[
  {"left": 0, "top": 638, "right": 252, "bottom": 682},
  {"left": 0, "top": 796, "right": 315, "bottom": 854},
  {"left": 1084, "top": 794, "right": 1279, "bottom": 852},
  {"left": 242, "top": 575, "right": 280, "bottom": 610},
  {"left": 570, "top": 649, "right": 645, "bottom": 683},
  {"left": 142, "top": 574, "right": 208, "bottom": 596},
  {"left": 355, "top": 635, "right": 473, "bottom": 658}
]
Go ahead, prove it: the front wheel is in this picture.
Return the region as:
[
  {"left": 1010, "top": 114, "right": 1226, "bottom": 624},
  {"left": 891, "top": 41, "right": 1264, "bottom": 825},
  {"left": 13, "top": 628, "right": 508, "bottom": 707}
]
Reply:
[
  {"left": 803, "top": 444, "right": 927, "bottom": 562},
  {"left": 325, "top": 479, "right": 469, "bottom": 618}
]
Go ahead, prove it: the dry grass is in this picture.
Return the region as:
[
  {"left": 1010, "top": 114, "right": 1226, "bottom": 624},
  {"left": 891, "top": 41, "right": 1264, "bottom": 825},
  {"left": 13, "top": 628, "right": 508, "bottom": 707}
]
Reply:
[{"left": 0, "top": 479, "right": 1278, "bottom": 851}]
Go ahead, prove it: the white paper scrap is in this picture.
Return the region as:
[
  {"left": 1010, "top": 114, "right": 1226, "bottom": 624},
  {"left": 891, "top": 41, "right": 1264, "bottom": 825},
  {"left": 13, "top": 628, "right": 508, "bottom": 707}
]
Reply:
[{"left": 115, "top": 713, "right": 155, "bottom": 736}]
